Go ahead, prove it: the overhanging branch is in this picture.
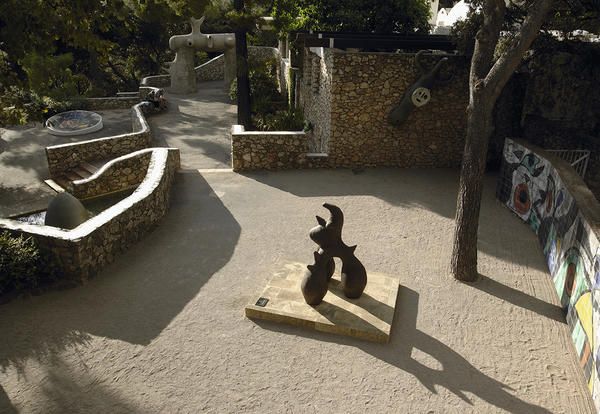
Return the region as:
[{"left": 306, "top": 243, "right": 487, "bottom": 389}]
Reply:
[{"left": 485, "top": 0, "right": 554, "bottom": 97}]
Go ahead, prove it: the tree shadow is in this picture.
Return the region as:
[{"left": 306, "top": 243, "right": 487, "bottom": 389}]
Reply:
[
  {"left": 466, "top": 274, "right": 566, "bottom": 323},
  {"left": 0, "top": 183, "right": 55, "bottom": 218},
  {"left": 0, "top": 385, "right": 18, "bottom": 414},
  {"left": 0, "top": 171, "right": 240, "bottom": 373},
  {"left": 241, "top": 169, "right": 547, "bottom": 273},
  {"left": 253, "top": 286, "right": 553, "bottom": 413},
  {"left": 8, "top": 355, "right": 143, "bottom": 413}
]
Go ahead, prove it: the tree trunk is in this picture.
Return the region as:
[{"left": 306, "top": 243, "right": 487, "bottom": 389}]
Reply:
[
  {"left": 234, "top": 0, "right": 252, "bottom": 129},
  {"left": 449, "top": 0, "right": 552, "bottom": 282},
  {"left": 451, "top": 95, "right": 494, "bottom": 281}
]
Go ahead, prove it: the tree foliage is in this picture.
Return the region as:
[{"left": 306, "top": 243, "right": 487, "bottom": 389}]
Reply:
[
  {"left": 0, "top": 0, "right": 210, "bottom": 125},
  {"left": 271, "top": 0, "right": 431, "bottom": 35}
]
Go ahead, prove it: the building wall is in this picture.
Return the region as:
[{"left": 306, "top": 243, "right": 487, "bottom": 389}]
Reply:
[{"left": 497, "top": 138, "right": 600, "bottom": 411}]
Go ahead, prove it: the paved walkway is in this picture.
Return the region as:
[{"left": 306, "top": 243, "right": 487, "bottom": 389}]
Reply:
[
  {"left": 150, "top": 81, "right": 236, "bottom": 170},
  {"left": 0, "top": 87, "right": 596, "bottom": 412}
]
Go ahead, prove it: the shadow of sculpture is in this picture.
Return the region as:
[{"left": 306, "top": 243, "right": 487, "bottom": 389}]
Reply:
[{"left": 253, "top": 286, "right": 553, "bottom": 413}]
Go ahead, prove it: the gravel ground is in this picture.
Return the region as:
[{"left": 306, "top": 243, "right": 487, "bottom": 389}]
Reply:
[{"left": 0, "top": 168, "right": 595, "bottom": 413}]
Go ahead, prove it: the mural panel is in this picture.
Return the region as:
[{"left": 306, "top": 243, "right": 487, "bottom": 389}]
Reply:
[{"left": 498, "top": 139, "right": 600, "bottom": 411}]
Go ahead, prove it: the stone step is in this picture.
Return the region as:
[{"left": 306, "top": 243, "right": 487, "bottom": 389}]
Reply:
[
  {"left": 73, "top": 167, "right": 91, "bottom": 179},
  {"left": 64, "top": 171, "right": 83, "bottom": 182},
  {"left": 79, "top": 161, "right": 100, "bottom": 175}
]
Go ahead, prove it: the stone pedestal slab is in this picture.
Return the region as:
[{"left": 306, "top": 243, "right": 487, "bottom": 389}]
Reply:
[{"left": 245, "top": 262, "right": 400, "bottom": 343}]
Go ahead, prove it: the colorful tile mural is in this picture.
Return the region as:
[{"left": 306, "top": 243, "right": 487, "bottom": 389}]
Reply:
[{"left": 497, "top": 138, "right": 600, "bottom": 410}]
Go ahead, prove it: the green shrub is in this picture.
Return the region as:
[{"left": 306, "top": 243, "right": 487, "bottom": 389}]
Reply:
[
  {"left": 0, "top": 231, "right": 62, "bottom": 296},
  {"left": 229, "top": 57, "right": 282, "bottom": 114},
  {"left": 0, "top": 86, "right": 72, "bottom": 127},
  {"left": 253, "top": 108, "right": 305, "bottom": 132}
]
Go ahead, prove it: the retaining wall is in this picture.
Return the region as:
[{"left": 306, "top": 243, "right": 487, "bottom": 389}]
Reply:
[
  {"left": 45, "top": 103, "right": 153, "bottom": 177},
  {"left": 140, "top": 46, "right": 281, "bottom": 88},
  {"left": 497, "top": 138, "right": 600, "bottom": 411},
  {"left": 69, "top": 149, "right": 155, "bottom": 199},
  {"left": 231, "top": 125, "right": 327, "bottom": 171},
  {"left": 0, "top": 148, "right": 180, "bottom": 282}
]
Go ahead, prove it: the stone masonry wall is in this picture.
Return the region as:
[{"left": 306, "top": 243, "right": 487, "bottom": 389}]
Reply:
[
  {"left": 69, "top": 150, "right": 154, "bottom": 199},
  {"left": 298, "top": 49, "right": 470, "bottom": 167},
  {"left": 196, "top": 54, "right": 225, "bottom": 81},
  {"left": 329, "top": 51, "right": 469, "bottom": 167},
  {"left": 78, "top": 96, "right": 141, "bottom": 110},
  {"left": 46, "top": 103, "right": 152, "bottom": 176},
  {"left": 141, "top": 47, "right": 280, "bottom": 87},
  {"left": 231, "top": 126, "right": 327, "bottom": 171},
  {"left": 0, "top": 148, "right": 180, "bottom": 282},
  {"left": 299, "top": 49, "right": 333, "bottom": 153}
]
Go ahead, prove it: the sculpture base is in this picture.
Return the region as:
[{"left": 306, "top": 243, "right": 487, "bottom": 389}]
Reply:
[{"left": 245, "top": 262, "right": 400, "bottom": 343}]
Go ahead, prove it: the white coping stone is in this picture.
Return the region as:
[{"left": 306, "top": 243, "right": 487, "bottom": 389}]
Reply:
[
  {"left": 309, "top": 47, "right": 325, "bottom": 58},
  {"left": 72, "top": 147, "right": 163, "bottom": 186},
  {"left": 0, "top": 148, "right": 173, "bottom": 241}
]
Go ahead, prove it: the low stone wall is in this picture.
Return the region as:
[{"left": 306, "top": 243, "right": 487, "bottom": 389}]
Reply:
[
  {"left": 497, "top": 138, "right": 600, "bottom": 411},
  {"left": 196, "top": 55, "right": 225, "bottom": 81},
  {"left": 0, "top": 148, "right": 180, "bottom": 282},
  {"left": 46, "top": 103, "right": 153, "bottom": 176},
  {"left": 231, "top": 125, "right": 328, "bottom": 171},
  {"left": 141, "top": 74, "right": 171, "bottom": 88},
  {"left": 77, "top": 96, "right": 141, "bottom": 111},
  {"left": 141, "top": 46, "right": 280, "bottom": 88},
  {"left": 69, "top": 149, "right": 155, "bottom": 199}
]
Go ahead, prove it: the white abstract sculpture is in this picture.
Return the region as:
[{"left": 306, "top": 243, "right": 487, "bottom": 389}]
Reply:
[{"left": 168, "top": 16, "right": 236, "bottom": 94}]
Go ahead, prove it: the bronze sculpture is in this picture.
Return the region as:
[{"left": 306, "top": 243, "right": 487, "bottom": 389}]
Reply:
[
  {"left": 301, "top": 203, "right": 367, "bottom": 305},
  {"left": 387, "top": 50, "right": 453, "bottom": 126}
]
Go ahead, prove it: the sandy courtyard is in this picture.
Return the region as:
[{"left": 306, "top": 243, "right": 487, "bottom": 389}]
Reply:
[{"left": 0, "top": 168, "right": 595, "bottom": 413}]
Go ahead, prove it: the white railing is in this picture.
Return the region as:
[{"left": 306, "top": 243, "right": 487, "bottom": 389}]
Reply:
[{"left": 547, "top": 149, "right": 591, "bottom": 179}]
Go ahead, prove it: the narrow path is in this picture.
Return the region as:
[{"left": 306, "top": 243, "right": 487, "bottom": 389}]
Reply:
[{"left": 149, "top": 80, "right": 236, "bottom": 170}]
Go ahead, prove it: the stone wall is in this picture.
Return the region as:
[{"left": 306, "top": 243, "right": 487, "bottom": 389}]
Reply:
[
  {"left": 299, "top": 49, "right": 470, "bottom": 167},
  {"left": 141, "top": 74, "right": 171, "bottom": 88},
  {"left": 140, "top": 46, "right": 281, "bottom": 88},
  {"left": 231, "top": 125, "right": 328, "bottom": 171},
  {"left": 497, "top": 138, "right": 600, "bottom": 412},
  {"left": 46, "top": 103, "right": 153, "bottom": 176},
  {"left": 0, "top": 148, "right": 180, "bottom": 282},
  {"left": 77, "top": 96, "right": 141, "bottom": 110},
  {"left": 69, "top": 149, "right": 155, "bottom": 199},
  {"left": 299, "top": 48, "right": 334, "bottom": 152},
  {"left": 196, "top": 54, "right": 225, "bottom": 81}
]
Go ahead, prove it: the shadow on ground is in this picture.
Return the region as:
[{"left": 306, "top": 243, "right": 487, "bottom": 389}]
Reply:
[
  {"left": 471, "top": 274, "right": 565, "bottom": 323},
  {"left": 243, "top": 168, "right": 547, "bottom": 273},
  {"left": 0, "top": 171, "right": 240, "bottom": 372},
  {"left": 253, "top": 286, "right": 553, "bottom": 414}
]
